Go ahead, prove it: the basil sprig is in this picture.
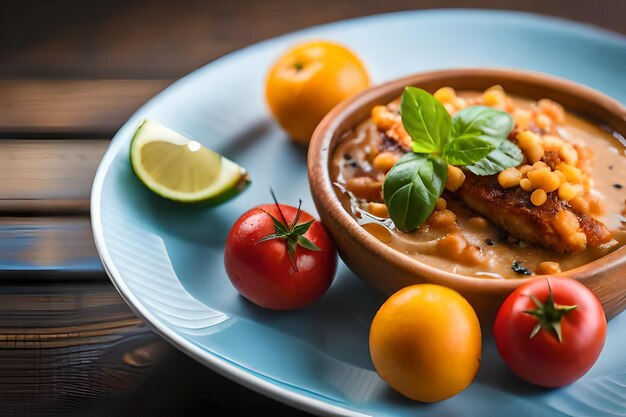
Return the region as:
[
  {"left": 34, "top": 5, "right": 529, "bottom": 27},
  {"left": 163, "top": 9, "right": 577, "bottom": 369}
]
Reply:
[
  {"left": 384, "top": 87, "right": 522, "bottom": 232},
  {"left": 383, "top": 153, "right": 447, "bottom": 231}
]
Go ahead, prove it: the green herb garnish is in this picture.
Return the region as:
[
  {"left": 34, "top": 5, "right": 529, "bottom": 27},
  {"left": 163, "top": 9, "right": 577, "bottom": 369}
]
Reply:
[{"left": 383, "top": 87, "right": 523, "bottom": 232}]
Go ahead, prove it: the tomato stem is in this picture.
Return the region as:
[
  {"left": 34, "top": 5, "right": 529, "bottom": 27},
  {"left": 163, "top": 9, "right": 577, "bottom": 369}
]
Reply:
[
  {"left": 523, "top": 279, "right": 577, "bottom": 343},
  {"left": 257, "top": 189, "right": 321, "bottom": 273}
]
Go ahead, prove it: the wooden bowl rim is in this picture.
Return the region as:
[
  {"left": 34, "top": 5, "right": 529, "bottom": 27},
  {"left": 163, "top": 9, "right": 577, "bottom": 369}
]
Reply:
[{"left": 308, "top": 68, "right": 626, "bottom": 293}]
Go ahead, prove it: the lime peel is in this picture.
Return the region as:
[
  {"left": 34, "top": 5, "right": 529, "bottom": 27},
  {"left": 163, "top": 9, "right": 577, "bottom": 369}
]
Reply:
[{"left": 130, "top": 119, "right": 250, "bottom": 204}]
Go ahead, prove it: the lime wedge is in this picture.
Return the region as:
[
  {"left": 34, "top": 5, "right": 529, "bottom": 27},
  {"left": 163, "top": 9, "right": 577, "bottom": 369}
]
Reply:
[{"left": 130, "top": 120, "right": 250, "bottom": 204}]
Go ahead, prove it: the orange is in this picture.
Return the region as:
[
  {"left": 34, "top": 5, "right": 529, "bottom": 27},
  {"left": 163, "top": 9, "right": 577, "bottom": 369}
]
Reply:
[
  {"left": 369, "top": 284, "right": 481, "bottom": 402},
  {"left": 265, "top": 40, "right": 370, "bottom": 145}
]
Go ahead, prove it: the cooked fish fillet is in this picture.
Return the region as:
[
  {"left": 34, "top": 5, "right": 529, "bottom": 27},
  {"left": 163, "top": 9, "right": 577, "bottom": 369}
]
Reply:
[{"left": 457, "top": 172, "right": 612, "bottom": 254}]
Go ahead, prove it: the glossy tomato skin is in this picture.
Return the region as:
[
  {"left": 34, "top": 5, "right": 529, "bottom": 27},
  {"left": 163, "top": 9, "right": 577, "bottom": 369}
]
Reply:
[
  {"left": 494, "top": 277, "right": 606, "bottom": 387},
  {"left": 224, "top": 204, "right": 337, "bottom": 310}
]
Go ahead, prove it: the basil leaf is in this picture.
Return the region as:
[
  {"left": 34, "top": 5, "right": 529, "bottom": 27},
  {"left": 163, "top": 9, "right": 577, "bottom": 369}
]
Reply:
[
  {"left": 442, "top": 136, "right": 497, "bottom": 166},
  {"left": 383, "top": 153, "right": 447, "bottom": 232},
  {"left": 451, "top": 106, "right": 514, "bottom": 147},
  {"left": 401, "top": 87, "right": 451, "bottom": 154},
  {"left": 467, "top": 139, "right": 523, "bottom": 176}
]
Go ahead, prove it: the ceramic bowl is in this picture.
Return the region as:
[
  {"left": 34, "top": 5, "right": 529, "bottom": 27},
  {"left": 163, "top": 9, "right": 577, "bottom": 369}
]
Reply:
[{"left": 308, "top": 68, "right": 626, "bottom": 324}]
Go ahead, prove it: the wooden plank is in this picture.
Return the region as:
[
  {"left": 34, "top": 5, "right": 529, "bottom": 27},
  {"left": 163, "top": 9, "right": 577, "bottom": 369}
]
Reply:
[
  {"left": 0, "top": 139, "right": 109, "bottom": 212},
  {"left": 0, "top": 80, "right": 171, "bottom": 135},
  {"left": 0, "top": 1, "right": 623, "bottom": 79},
  {"left": 0, "top": 282, "right": 167, "bottom": 413},
  {"left": 0, "top": 217, "right": 102, "bottom": 273}
]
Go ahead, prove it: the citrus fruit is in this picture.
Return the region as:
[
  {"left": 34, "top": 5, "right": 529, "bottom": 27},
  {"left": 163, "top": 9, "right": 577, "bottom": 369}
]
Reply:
[
  {"left": 129, "top": 119, "right": 250, "bottom": 204},
  {"left": 265, "top": 40, "right": 370, "bottom": 144},
  {"left": 369, "top": 284, "right": 481, "bottom": 402}
]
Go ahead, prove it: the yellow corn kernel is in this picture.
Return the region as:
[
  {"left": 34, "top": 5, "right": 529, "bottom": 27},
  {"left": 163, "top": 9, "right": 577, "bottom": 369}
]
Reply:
[
  {"left": 531, "top": 161, "right": 549, "bottom": 170},
  {"left": 372, "top": 152, "right": 400, "bottom": 173},
  {"left": 535, "top": 261, "right": 562, "bottom": 275},
  {"left": 483, "top": 89, "right": 506, "bottom": 107},
  {"left": 434, "top": 87, "right": 456, "bottom": 103},
  {"left": 498, "top": 167, "right": 522, "bottom": 189},
  {"left": 557, "top": 183, "right": 580, "bottom": 202},
  {"left": 558, "top": 143, "right": 579, "bottom": 166},
  {"left": 446, "top": 165, "right": 466, "bottom": 192},
  {"left": 531, "top": 189, "right": 548, "bottom": 206},
  {"left": 538, "top": 99, "right": 565, "bottom": 124},
  {"left": 517, "top": 130, "right": 544, "bottom": 163},
  {"left": 536, "top": 113, "right": 552, "bottom": 131},
  {"left": 435, "top": 197, "right": 447, "bottom": 211},
  {"left": 520, "top": 178, "right": 535, "bottom": 192},
  {"left": 466, "top": 216, "right": 488, "bottom": 229},
  {"left": 557, "top": 163, "right": 583, "bottom": 184},
  {"left": 368, "top": 202, "right": 389, "bottom": 218}
]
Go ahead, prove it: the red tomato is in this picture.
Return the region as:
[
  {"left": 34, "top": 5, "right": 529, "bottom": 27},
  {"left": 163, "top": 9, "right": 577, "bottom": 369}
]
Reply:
[
  {"left": 224, "top": 202, "right": 337, "bottom": 310},
  {"left": 494, "top": 277, "right": 606, "bottom": 387}
]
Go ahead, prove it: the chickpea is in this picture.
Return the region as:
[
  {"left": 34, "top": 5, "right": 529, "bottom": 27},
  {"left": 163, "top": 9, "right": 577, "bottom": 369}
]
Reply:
[
  {"left": 518, "top": 164, "right": 533, "bottom": 177},
  {"left": 538, "top": 99, "right": 565, "bottom": 124},
  {"left": 569, "top": 195, "right": 590, "bottom": 214},
  {"left": 436, "top": 234, "right": 468, "bottom": 258},
  {"left": 527, "top": 168, "right": 561, "bottom": 192},
  {"left": 451, "top": 97, "right": 468, "bottom": 110},
  {"left": 483, "top": 89, "right": 506, "bottom": 107},
  {"left": 513, "top": 109, "right": 533, "bottom": 131},
  {"left": 520, "top": 178, "right": 535, "bottom": 192},
  {"left": 345, "top": 177, "right": 383, "bottom": 201},
  {"left": 554, "top": 210, "right": 587, "bottom": 249},
  {"left": 556, "top": 163, "right": 583, "bottom": 184},
  {"left": 558, "top": 143, "right": 579, "bottom": 166},
  {"left": 372, "top": 152, "right": 400, "bottom": 173},
  {"left": 446, "top": 165, "right": 466, "bottom": 192},
  {"left": 466, "top": 216, "right": 488, "bottom": 229},
  {"left": 427, "top": 209, "right": 457, "bottom": 228},
  {"left": 461, "top": 246, "right": 486, "bottom": 266},
  {"left": 517, "top": 130, "right": 544, "bottom": 163},
  {"left": 371, "top": 105, "right": 397, "bottom": 131},
  {"left": 531, "top": 189, "right": 548, "bottom": 206},
  {"left": 435, "top": 197, "right": 447, "bottom": 211},
  {"left": 557, "top": 182, "right": 581, "bottom": 202},
  {"left": 434, "top": 87, "right": 456, "bottom": 103},
  {"left": 362, "top": 223, "right": 392, "bottom": 244},
  {"left": 588, "top": 195, "right": 605, "bottom": 217},
  {"left": 498, "top": 167, "right": 522, "bottom": 189},
  {"left": 536, "top": 113, "right": 553, "bottom": 131},
  {"left": 368, "top": 202, "right": 389, "bottom": 218},
  {"left": 535, "top": 261, "right": 562, "bottom": 275}
]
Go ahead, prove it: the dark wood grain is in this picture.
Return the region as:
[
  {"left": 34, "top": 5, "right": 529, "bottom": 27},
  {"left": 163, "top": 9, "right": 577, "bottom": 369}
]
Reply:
[
  {"left": 0, "top": 283, "right": 164, "bottom": 415},
  {"left": 0, "top": 140, "right": 108, "bottom": 211},
  {"left": 0, "top": 80, "right": 171, "bottom": 136},
  {"left": 0, "top": 0, "right": 623, "bottom": 80}
]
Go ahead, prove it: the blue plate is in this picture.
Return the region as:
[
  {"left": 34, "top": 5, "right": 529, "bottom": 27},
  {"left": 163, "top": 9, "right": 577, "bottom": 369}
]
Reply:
[{"left": 91, "top": 10, "right": 626, "bottom": 416}]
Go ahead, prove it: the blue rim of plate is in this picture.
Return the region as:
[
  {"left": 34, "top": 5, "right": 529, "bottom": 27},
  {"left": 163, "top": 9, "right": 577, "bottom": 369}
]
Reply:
[{"left": 91, "top": 9, "right": 626, "bottom": 416}]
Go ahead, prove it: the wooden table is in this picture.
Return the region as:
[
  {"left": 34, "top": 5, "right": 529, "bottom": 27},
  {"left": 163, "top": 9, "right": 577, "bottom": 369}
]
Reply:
[{"left": 1, "top": 1, "right": 623, "bottom": 415}]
